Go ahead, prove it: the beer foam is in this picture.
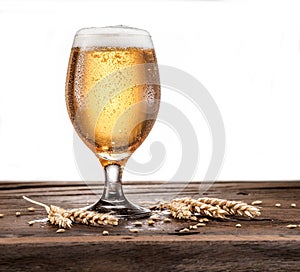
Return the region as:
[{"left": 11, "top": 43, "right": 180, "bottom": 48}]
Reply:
[{"left": 73, "top": 26, "right": 154, "bottom": 49}]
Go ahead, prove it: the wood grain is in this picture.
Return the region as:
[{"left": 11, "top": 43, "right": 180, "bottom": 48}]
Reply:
[{"left": 0, "top": 181, "right": 299, "bottom": 271}]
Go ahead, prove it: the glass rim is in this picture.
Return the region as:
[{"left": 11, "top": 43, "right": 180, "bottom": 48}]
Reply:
[
  {"left": 75, "top": 25, "right": 151, "bottom": 37},
  {"left": 72, "top": 25, "right": 153, "bottom": 49}
]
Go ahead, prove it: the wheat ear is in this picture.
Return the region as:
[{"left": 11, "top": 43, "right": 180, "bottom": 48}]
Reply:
[
  {"left": 161, "top": 197, "right": 228, "bottom": 219},
  {"left": 23, "top": 196, "right": 74, "bottom": 228},
  {"left": 197, "top": 197, "right": 261, "bottom": 218},
  {"left": 49, "top": 205, "right": 73, "bottom": 228},
  {"left": 161, "top": 201, "right": 193, "bottom": 220},
  {"left": 23, "top": 196, "right": 118, "bottom": 228},
  {"left": 65, "top": 209, "right": 118, "bottom": 226},
  {"left": 160, "top": 197, "right": 261, "bottom": 220}
]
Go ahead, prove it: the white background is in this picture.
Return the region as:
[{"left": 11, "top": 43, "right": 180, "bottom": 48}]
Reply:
[{"left": 0, "top": 0, "right": 300, "bottom": 181}]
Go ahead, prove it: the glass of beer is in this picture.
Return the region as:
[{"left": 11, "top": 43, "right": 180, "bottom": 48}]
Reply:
[{"left": 66, "top": 26, "right": 160, "bottom": 218}]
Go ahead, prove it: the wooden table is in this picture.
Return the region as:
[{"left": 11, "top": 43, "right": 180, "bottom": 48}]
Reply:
[{"left": 0, "top": 181, "right": 299, "bottom": 271}]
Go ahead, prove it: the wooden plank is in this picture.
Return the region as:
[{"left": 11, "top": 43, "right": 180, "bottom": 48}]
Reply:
[{"left": 0, "top": 181, "right": 299, "bottom": 271}]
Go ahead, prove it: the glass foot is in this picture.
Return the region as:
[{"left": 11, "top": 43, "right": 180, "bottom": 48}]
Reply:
[{"left": 87, "top": 199, "right": 151, "bottom": 219}]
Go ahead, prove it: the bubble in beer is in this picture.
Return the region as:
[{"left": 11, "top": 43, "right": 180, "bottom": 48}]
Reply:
[{"left": 66, "top": 44, "right": 160, "bottom": 161}]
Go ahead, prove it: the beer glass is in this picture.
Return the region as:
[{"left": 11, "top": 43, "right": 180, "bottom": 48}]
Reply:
[{"left": 66, "top": 26, "right": 160, "bottom": 218}]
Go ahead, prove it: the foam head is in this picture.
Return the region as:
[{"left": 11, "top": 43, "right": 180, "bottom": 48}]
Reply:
[{"left": 73, "top": 25, "right": 153, "bottom": 49}]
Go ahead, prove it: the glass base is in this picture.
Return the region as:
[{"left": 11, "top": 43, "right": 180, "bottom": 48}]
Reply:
[{"left": 87, "top": 199, "right": 151, "bottom": 219}]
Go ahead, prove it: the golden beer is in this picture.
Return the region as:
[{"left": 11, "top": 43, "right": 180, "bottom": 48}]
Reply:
[{"left": 66, "top": 46, "right": 160, "bottom": 166}]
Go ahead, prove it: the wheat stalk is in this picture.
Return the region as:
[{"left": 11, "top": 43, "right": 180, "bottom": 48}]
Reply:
[{"left": 23, "top": 196, "right": 118, "bottom": 228}]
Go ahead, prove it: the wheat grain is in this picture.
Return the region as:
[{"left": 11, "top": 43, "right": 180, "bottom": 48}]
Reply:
[
  {"left": 56, "top": 228, "right": 65, "bottom": 233},
  {"left": 179, "top": 228, "right": 189, "bottom": 233},
  {"left": 163, "top": 218, "right": 172, "bottom": 223},
  {"left": 189, "top": 225, "right": 198, "bottom": 230},
  {"left": 251, "top": 200, "right": 262, "bottom": 205},
  {"left": 286, "top": 224, "right": 297, "bottom": 229},
  {"left": 148, "top": 220, "right": 155, "bottom": 226},
  {"left": 133, "top": 221, "right": 143, "bottom": 226},
  {"left": 129, "top": 228, "right": 139, "bottom": 233},
  {"left": 150, "top": 214, "right": 160, "bottom": 221},
  {"left": 190, "top": 215, "right": 198, "bottom": 221}
]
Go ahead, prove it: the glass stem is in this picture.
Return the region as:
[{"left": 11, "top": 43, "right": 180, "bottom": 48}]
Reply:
[{"left": 100, "top": 164, "right": 126, "bottom": 203}]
